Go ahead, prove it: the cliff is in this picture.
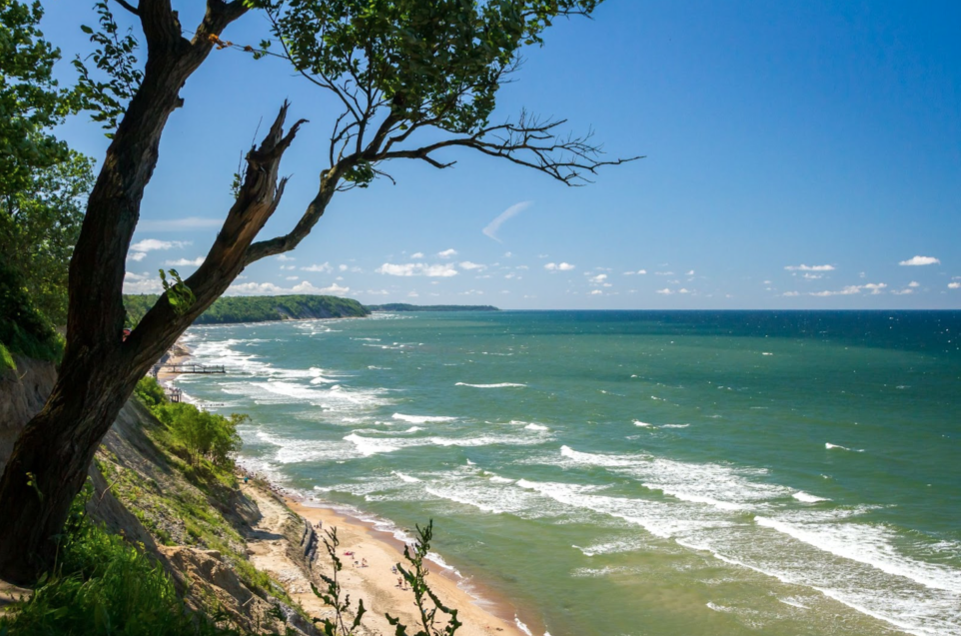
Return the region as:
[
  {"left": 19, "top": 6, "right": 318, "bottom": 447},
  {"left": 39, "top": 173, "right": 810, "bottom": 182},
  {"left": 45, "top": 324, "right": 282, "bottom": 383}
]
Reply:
[{"left": 0, "top": 360, "right": 337, "bottom": 635}]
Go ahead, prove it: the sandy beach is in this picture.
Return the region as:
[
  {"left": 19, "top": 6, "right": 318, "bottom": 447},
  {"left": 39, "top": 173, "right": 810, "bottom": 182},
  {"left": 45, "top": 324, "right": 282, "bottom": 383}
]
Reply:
[
  {"left": 234, "top": 480, "right": 526, "bottom": 636},
  {"left": 164, "top": 339, "right": 528, "bottom": 635}
]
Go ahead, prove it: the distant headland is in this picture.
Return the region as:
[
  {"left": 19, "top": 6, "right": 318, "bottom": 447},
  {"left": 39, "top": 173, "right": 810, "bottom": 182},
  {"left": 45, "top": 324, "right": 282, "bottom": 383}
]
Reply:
[
  {"left": 123, "top": 295, "right": 500, "bottom": 326},
  {"left": 365, "top": 303, "right": 500, "bottom": 312}
]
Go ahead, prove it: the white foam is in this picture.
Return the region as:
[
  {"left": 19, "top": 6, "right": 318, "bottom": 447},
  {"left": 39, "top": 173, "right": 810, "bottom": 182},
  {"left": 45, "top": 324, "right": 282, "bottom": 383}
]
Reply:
[
  {"left": 792, "top": 491, "right": 829, "bottom": 503},
  {"left": 754, "top": 516, "right": 960, "bottom": 593},
  {"left": 392, "top": 413, "right": 456, "bottom": 424},
  {"left": 778, "top": 597, "right": 810, "bottom": 609},
  {"left": 455, "top": 382, "right": 527, "bottom": 388},
  {"left": 525, "top": 423, "right": 549, "bottom": 431},
  {"left": 392, "top": 471, "right": 421, "bottom": 483},
  {"left": 633, "top": 420, "right": 652, "bottom": 427},
  {"left": 344, "top": 433, "right": 401, "bottom": 456},
  {"left": 825, "top": 442, "right": 864, "bottom": 452},
  {"left": 660, "top": 423, "right": 690, "bottom": 429},
  {"left": 514, "top": 617, "right": 533, "bottom": 636}
]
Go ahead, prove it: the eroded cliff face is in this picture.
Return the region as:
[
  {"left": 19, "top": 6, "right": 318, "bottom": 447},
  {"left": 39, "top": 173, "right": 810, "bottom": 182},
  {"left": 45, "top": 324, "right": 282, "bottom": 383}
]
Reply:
[
  {"left": 0, "top": 355, "right": 57, "bottom": 475},
  {"left": 0, "top": 357, "right": 321, "bottom": 635}
]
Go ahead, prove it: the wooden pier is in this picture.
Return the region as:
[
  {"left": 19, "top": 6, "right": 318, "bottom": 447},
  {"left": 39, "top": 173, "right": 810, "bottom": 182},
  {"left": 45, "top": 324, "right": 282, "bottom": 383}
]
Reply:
[
  {"left": 160, "top": 364, "right": 226, "bottom": 374},
  {"left": 164, "top": 387, "right": 183, "bottom": 403}
]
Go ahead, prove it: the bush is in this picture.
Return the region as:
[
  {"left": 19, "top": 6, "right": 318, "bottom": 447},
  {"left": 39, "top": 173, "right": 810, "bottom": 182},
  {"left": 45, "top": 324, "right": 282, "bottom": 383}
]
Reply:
[
  {"left": 0, "top": 483, "right": 234, "bottom": 636},
  {"left": 0, "top": 260, "right": 64, "bottom": 365},
  {"left": 134, "top": 376, "right": 167, "bottom": 409},
  {"left": 153, "top": 403, "right": 244, "bottom": 467}
]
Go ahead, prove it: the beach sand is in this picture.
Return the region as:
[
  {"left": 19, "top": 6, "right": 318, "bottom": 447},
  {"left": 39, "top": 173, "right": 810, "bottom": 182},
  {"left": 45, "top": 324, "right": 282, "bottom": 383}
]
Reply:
[
  {"left": 165, "top": 338, "right": 530, "bottom": 635},
  {"left": 240, "top": 482, "right": 526, "bottom": 636},
  {"left": 156, "top": 341, "right": 191, "bottom": 384}
]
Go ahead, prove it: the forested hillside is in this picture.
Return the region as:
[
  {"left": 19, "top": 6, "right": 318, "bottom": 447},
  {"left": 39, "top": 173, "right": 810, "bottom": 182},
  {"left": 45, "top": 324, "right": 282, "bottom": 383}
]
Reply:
[{"left": 124, "top": 294, "right": 369, "bottom": 327}]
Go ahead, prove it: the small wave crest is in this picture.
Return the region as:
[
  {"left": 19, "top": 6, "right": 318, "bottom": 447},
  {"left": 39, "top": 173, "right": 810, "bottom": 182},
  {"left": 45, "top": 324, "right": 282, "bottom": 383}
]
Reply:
[{"left": 455, "top": 382, "right": 527, "bottom": 388}]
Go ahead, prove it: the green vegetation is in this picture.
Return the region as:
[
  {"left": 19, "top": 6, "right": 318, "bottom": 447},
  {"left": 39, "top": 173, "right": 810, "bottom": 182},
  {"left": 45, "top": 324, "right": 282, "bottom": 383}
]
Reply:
[
  {"left": 124, "top": 294, "right": 369, "bottom": 328},
  {"left": 313, "top": 521, "right": 460, "bottom": 636},
  {"left": 366, "top": 304, "right": 499, "bottom": 312},
  {"left": 0, "top": 0, "right": 94, "bottom": 328},
  {"left": 0, "top": 483, "right": 233, "bottom": 636},
  {"left": 134, "top": 376, "right": 242, "bottom": 472},
  {"left": 0, "top": 261, "right": 63, "bottom": 370}
]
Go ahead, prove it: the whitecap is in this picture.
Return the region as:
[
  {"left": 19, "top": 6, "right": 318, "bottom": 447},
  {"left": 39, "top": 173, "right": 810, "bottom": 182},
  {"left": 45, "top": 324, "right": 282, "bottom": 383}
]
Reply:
[
  {"left": 455, "top": 382, "right": 527, "bottom": 388},
  {"left": 633, "top": 420, "right": 652, "bottom": 427},
  {"left": 392, "top": 413, "right": 456, "bottom": 424},
  {"left": 514, "top": 617, "right": 533, "bottom": 636},
  {"left": 825, "top": 442, "right": 864, "bottom": 452},
  {"left": 392, "top": 471, "right": 421, "bottom": 483},
  {"left": 792, "top": 491, "right": 829, "bottom": 503}
]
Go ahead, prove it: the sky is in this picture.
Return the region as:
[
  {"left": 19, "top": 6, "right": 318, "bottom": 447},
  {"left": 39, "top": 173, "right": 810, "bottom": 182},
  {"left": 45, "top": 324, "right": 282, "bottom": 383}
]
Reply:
[{"left": 43, "top": 1, "right": 960, "bottom": 309}]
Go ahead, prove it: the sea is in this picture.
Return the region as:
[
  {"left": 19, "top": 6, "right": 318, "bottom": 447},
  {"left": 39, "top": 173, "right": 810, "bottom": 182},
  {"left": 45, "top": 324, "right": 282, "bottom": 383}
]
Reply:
[{"left": 171, "top": 310, "right": 961, "bottom": 636}]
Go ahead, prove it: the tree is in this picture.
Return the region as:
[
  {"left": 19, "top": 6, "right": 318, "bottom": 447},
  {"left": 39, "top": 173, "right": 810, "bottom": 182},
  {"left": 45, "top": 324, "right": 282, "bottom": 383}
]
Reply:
[
  {"left": 0, "top": 0, "right": 636, "bottom": 584},
  {"left": 0, "top": 0, "right": 95, "bottom": 327}
]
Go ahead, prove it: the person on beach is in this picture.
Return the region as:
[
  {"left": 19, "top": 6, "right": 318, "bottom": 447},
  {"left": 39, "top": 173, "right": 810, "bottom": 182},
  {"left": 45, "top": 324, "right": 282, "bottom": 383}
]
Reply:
[{"left": 361, "top": 558, "right": 368, "bottom": 568}]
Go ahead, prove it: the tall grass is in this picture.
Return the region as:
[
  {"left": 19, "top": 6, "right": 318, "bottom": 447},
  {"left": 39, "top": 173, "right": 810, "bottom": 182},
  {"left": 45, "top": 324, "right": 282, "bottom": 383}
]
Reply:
[{"left": 0, "top": 484, "right": 236, "bottom": 636}]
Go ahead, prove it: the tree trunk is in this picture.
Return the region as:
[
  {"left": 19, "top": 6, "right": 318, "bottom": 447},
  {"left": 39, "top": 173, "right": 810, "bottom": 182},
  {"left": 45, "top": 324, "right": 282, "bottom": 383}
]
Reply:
[
  {"left": 0, "top": 1, "right": 258, "bottom": 583},
  {"left": 0, "top": 355, "right": 140, "bottom": 583}
]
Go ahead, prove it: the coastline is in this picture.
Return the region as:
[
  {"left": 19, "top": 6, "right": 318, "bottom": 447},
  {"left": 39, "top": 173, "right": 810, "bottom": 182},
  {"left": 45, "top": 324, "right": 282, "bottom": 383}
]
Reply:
[{"left": 164, "top": 338, "right": 532, "bottom": 636}]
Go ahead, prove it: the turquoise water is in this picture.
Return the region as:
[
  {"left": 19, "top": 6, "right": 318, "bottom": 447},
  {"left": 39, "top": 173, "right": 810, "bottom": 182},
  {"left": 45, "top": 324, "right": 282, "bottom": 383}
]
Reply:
[{"left": 174, "top": 311, "right": 960, "bottom": 636}]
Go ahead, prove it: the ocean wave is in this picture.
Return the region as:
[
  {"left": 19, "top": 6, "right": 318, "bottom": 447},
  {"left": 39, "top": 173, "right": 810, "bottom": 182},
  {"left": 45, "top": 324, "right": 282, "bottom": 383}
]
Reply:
[
  {"left": 392, "top": 413, "right": 457, "bottom": 424},
  {"left": 792, "top": 491, "right": 830, "bottom": 503},
  {"left": 754, "top": 515, "right": 960, "bottom": 593},
  {"left": 825, "top": 442, "right": 865, "bottom": 452},
  {"left": 455, "top": 382, "right": 527, "bottom": 388},
  {"left": 392, "top": 471, "right": 421, "bottom": 483},
  {"left": 633, "top": 420, "right": 652, "bottom": 427}
]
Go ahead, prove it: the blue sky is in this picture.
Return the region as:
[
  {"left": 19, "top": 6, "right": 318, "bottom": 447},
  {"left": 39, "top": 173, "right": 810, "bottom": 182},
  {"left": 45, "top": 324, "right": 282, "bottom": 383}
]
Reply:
[{"left": 45, "top": 1, "right": 960, "bottom": 309}]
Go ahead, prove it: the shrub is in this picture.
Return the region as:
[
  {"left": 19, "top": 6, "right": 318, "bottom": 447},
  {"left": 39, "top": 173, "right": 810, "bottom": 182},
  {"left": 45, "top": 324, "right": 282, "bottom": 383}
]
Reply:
[
  {"left": 153, "top": 403, "right": 244, "bottom": 467},
  {"left": 0, "top": 483, "right": 234, "bottom": 636}
]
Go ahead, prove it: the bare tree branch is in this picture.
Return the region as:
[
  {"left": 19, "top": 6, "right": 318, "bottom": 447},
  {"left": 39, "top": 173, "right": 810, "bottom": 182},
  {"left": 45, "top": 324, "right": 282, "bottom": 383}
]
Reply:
[
  {"left": 375, "top": 112, "right": 642, "bottom": 185},
  {"left": 111, "top": 0, "right": 140, "bottom": 17}
]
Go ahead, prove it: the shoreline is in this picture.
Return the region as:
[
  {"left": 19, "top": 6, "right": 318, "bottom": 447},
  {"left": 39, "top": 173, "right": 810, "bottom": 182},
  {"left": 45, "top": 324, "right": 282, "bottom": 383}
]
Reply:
[
  {"left": 234, "top": 475, "right": 532, "bottom": 636},
  {"left": 165, "top": 340, "right": 536, "bottom": 635}
]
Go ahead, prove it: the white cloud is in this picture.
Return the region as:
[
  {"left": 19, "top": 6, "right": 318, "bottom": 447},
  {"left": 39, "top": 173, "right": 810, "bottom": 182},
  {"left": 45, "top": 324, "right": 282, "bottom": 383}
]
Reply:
[
  {"left": 459, "top": 261, "right": 486, "bottom": 271},
  {"left": 301, "top": 263, "right": 333, "bottom": 273},
  {"left": 948, "top": 282, "right": 960, "bottom": 289},
  {"left": 624, "top": 269, "right": 647, "bottom": 276},
  {"left": 129, "top": 252, "right": 147, "bottom": 262},
  {"left": 276, "top": 254, "right": 295, "bottom": 262},
  {"left": 801, "top": 273, "right": 824, "bottom": 280},
  {"left": 810, "top": 283, "right": 886, "bottom": 297},
  {"left": 438, "top": 248, "right": 458, "bottom": 259},
  {"left": 656, "top": 288, "right": 673, "bottom": 295},
  {"left": 908, "top": 281, "right": 920, "bottom": 288},
  {"left": 782, "top": 291, "right": 801, "bottom": 297},
  {"left": 544, "top": 262, "right": 575, "bottom": 272},
  {"left": 588, "top": 274, "right": 608, "bottom": 284},
  {"left": 165, "top": 257, "right": 205, "bottom": 267},
  {"left": 411, "top": 252, "right": 424, "bottom": 259},
  {"left": 678, "top": 288, "right": 691, "bottom": 294},
  {"left": 279, "top": 265, "right": 296, "bottom": 270},
  {"left": 899, "top": 255, "right": 940, "bottom": 266},
  {"left": 482, "top": 201, "right": 531, "bottom": 242},
  {"left": 654, "top": 271, "right": 674, "bottom": 276},
  {"left": 686, "top": 270, "right": 695, "bottom": 276},
  {"left": 376, "top": 262, "right": 458, "bottom": 277},
  {"left": 785, "top": 264, "right": 835, "bottom": 272},
  {"left": 285, "top": 276, "right": 299, "bottom": 281},
  {"left": 227, "top": 281, "right": 349, "bottom": 295},
  {"left": 123, "top": 271, "right": 162, "bottom": 294},
  {"left": 408, "top": 291, "right": 419, "bottom": 298},
  {"left": 137, "top": 217, "right": 223, "bottom": 231},
  {"left": 589, "top": 289, "right": 603, "bottom": 296},
  {"left": 891, "top": 289, "right": 914, "bottom": 295},
  {"left": 130, "top": 238, "right": 189, "bottom": 256}
]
